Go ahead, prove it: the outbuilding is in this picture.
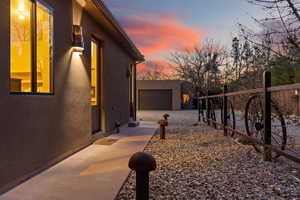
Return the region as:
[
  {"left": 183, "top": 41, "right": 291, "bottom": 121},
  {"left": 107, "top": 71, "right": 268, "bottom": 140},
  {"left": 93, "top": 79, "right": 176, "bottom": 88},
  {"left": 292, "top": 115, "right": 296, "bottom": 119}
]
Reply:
[
  {"left": 137, "top": 80, "right": 193, "bottom": 110},
  {"left": 0, "top": 0, "right": 143, "bottom": 193}
]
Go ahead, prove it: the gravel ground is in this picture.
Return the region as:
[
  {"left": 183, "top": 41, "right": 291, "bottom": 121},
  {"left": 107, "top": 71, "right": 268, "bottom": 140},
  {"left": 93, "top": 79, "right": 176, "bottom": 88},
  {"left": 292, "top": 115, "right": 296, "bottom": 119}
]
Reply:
[
  {"left": 138, "top": 110, "right": 300, "bottom": 155},
  {"left": 116, "top": 110, "right": 300, "bottom": 200}
]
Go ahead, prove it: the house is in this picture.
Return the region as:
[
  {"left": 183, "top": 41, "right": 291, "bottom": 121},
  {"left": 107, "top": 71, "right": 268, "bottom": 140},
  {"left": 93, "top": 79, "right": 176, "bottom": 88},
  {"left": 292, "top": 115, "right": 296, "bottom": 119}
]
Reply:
[
  {"left": 0, "top": 0, "right": 143, "bottom": 193},
  {"left": 137, "top": 80, "right": 193, "bottom": 110}
]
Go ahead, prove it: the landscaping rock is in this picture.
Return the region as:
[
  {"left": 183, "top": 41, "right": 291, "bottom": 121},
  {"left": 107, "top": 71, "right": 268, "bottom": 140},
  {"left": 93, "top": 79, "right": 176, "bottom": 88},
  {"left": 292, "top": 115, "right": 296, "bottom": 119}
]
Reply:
[{"left": 116, "top": 111, "right": 300, "bottom": 200}]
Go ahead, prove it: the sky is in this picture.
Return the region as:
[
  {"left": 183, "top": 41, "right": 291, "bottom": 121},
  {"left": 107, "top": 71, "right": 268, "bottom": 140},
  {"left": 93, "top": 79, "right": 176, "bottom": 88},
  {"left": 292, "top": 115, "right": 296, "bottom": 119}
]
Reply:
[{"left": 103, "top": 0, "right": 266, "bottom": 74}]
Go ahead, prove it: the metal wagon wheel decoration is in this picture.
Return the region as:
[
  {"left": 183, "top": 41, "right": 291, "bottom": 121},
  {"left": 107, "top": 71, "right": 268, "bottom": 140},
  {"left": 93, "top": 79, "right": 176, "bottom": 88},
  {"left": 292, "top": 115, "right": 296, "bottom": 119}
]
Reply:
[
  {"left": 245, "top": 95, "right": 287, "bottom": 158},
  {"left": 221, "top": 100, "right": 236, "bottom": 136}
]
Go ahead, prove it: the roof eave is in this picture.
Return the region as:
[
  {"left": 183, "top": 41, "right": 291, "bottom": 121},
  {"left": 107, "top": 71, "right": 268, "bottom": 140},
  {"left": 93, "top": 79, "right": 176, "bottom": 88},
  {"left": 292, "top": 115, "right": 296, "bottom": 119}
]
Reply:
[{"left": 88, "top": 0, "right": 144, "bottom": 61}]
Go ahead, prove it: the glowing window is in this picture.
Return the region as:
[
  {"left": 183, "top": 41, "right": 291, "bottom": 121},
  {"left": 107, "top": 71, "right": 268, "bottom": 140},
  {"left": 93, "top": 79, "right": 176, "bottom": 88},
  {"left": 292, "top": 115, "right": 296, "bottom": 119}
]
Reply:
[
  {"left": 10, "top": 0, "right": 32, "bottom": 92},
  {"left": 183, "top": 94, "right": 190, "bottom": 103},
  {"left": 37, "top": 2, "right": 53, "bottom": 93},
  {"left": 10, "top": 0, "right": 53, "bottom": 94},
  {"left": 91, "top": 40, "right": 98, "bottom": 106}
]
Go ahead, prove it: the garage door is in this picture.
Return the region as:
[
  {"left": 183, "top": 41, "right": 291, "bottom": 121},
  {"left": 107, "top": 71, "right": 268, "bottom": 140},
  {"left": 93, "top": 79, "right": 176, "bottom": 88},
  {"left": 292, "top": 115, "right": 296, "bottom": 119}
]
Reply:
[{"left": 138, "top": 89, "right": 172, "bottom": 110}]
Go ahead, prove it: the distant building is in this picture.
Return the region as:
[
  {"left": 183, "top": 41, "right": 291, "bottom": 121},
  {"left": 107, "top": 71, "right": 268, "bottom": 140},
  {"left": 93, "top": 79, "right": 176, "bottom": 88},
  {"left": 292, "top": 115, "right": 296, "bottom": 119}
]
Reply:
[{"left": 137, "top": 80, "right": 193, "bottom": 110}]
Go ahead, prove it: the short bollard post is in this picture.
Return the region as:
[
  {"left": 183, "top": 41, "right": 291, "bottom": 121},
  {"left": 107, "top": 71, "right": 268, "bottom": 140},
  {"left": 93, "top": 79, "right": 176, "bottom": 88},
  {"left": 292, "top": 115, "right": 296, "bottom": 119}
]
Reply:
[
  {"left": 158, "top": 120, "right": 167, "bottom": 139},
  {"left": 163, "top": 114, "right": 170, "bottom": 126},
  {"left": 129, "top": 152, "right": 157, "bottom": 200},
  {"left": 115, "top": 121, "right": 121, "bottom": 133}
]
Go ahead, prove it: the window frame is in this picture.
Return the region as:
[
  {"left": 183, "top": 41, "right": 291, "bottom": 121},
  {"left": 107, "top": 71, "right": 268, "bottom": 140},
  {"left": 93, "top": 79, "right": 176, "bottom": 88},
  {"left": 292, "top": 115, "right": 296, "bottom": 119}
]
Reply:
[{"left": 10, "top": 0, "right": 54, "bottom": 95}]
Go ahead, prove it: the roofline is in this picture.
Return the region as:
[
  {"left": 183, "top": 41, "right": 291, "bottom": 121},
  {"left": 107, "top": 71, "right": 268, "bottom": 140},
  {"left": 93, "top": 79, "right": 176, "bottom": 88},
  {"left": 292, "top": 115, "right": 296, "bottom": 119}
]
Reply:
[{"left": 91, "top": 0, "right": 144, "bottom": 61}]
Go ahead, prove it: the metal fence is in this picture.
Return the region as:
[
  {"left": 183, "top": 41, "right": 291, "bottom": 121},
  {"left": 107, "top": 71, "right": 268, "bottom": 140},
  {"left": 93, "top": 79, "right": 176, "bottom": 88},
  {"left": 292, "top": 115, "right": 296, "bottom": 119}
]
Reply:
[{"left": 199, "top": 71, "right": 300, "bottom": 163}]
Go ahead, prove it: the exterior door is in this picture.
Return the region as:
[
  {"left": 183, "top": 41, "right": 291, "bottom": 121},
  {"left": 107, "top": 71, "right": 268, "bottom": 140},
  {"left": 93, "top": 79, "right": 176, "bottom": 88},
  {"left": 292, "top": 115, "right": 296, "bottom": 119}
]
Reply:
[
  {"left": 138, "top": 89, "right": 172, "bottom": 110},
  {"left": 91, "top": 39, "right": 102, "bottom": 133}
]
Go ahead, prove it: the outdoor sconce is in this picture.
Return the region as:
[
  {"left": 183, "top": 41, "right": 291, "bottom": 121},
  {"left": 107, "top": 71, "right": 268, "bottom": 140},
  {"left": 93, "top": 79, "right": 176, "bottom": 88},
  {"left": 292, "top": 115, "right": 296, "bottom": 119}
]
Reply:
[{"left": 72, "top": 25, "right": 84, "bottom": 53}]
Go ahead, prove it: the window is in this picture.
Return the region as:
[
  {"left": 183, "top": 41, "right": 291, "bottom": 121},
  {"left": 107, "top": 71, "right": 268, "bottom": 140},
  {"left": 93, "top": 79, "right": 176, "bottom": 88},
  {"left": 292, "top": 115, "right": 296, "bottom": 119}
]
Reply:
[
  {"left": 10, "top": 0, "right": 53, "bottom": 94},
  {"left": 91, "top": 40, "right": 99, "bottom": 106},
  {"left": 182, "top": 94, "right": 190, "bottom": 103},
  {"left": 10, "top": 0, "right": 32, "bottom": 92},
  {"left": 36, "top": 2, "right": 53, "bottom": 93}
]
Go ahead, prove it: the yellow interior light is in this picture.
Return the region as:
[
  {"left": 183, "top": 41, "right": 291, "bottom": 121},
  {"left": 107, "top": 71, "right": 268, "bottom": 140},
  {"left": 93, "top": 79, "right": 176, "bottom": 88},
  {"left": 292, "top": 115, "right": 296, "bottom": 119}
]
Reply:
[
  {"left": 91, "top": 40, "right": 98, "bottom": 105},
  {"left": 18, "top": 1, "right": 26, "bottom": 20},
  {"left": 18, "top": 2, "right": 25, "bottom": 12},
  {"left": 18, "top": 15, "right": 25, "bottom": 20},
  {"left": 10, "top": 0, "right": 53, "bottom": 93}
]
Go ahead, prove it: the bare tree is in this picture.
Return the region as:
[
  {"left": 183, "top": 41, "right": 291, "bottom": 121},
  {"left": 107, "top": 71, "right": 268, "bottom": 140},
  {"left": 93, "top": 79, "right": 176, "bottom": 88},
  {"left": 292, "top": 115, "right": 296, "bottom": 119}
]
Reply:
[
  {"left": 229, "top": 35, "right": 272, "bottom": 89},
  {"left": 168, "top": 39, "right": 228, "bottom": 94},
  {"left": 240, "top": 0, "right": 300, "bottom": 61},
  {"left": 231, "top": 37, "right": 254, "bottom": 81}
]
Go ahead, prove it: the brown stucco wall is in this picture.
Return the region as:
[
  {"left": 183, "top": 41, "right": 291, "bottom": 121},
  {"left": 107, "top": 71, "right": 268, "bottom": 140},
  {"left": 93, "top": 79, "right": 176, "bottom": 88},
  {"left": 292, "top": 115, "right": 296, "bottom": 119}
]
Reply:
[
  {"left": 80, "top": 5, "right": 133, "bottom": 130},
  {"left": 137, "top": 80, "right": 183, "bottom": 110},
  {"left": 0, "top": 0, "right": 134, "bottom": 192}
]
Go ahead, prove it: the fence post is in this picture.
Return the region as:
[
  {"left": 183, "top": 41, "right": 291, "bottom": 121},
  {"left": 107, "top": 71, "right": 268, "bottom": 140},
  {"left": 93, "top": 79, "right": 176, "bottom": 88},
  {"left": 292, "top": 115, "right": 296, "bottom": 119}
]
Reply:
[
  {"left": 198, "top": 92, "right": 201, "bottom": 122},
  {"left": 129, "top": 152, "right": 157, "bottom": 200},
  {"left": 223, "top": 85, "right": 228, "bottom": 136},
  {"left": 263, "top": 71, "right": 272, "bottom": 161},
  {"left": 206, "top": 91, "right": 210, "bottom": 126}
]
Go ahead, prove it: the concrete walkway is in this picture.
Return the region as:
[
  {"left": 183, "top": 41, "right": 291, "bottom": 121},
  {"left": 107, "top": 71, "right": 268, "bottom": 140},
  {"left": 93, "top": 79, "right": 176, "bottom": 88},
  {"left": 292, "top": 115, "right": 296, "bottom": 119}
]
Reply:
[{"left": 0, "top": 121, "right": 157, "bottom": 200}]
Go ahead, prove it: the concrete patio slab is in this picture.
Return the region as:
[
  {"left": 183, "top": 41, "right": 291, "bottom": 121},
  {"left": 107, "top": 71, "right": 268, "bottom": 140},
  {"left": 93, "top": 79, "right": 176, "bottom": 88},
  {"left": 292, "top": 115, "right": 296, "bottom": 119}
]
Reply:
[{"left": 0, "top": 121, "right": 157, "bottom": 200}]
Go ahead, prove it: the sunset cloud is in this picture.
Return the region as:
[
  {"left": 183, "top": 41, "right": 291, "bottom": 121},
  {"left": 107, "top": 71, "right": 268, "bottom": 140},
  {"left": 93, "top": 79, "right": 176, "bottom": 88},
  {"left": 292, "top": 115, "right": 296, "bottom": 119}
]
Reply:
[
  {"left": 118, "top": 12, "right": 205, "bottom": 54},
  {"left": 103, "top": 0, "right": 263, "bottom": 76},
  {"left": 104, "top": 5, "right": 207, "bottom": 75}
]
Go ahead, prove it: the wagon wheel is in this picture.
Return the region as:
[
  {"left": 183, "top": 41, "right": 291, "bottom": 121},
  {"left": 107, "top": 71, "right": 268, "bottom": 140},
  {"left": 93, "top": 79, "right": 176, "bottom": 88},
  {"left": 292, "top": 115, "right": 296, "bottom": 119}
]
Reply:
[
  {"left": 221, "top": 100, "right": 236, "bottom": 136},
  {"left": 208, "top": 100, "right": 217, "bottom": 129},
  {"left": 245, "top": 95, "right": 287, "bottom": 158}
]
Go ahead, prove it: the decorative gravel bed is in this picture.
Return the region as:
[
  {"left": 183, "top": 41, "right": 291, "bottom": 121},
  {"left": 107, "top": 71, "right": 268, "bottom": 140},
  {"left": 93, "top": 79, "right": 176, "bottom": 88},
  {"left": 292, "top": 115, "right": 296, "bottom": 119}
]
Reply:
[
  {"left": 116, "top": 121, "right": 300, "bottom": 200},
  {"left": 139, "top": 110, "right": 300, "bottom": 155}
]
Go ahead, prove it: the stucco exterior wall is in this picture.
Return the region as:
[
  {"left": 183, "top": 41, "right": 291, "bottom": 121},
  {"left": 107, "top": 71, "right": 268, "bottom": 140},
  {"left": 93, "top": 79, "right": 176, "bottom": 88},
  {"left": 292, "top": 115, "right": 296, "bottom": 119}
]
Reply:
[
  {"left": 80, "top": 8, "right": 133, "bottom": 131},
  {"left": 137, "top": 80, "right": 183, "bottom": 110},
  {"left": 0, "top": 0, "right": 134, "bottom": 192}
]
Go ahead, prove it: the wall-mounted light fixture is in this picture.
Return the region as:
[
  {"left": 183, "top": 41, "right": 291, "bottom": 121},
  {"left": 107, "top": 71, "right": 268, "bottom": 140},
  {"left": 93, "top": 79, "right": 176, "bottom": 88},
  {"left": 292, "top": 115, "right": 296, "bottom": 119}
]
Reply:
[{"left": 72, "top": 25, "right": 84, "bottom": 53}]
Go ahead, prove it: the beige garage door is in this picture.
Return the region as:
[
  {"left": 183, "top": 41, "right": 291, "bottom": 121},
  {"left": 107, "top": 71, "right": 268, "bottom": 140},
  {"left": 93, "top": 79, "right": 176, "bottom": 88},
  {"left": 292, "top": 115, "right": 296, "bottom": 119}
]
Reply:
[{"left": 138, "top": 89, "right": 172, "bottom": 110}]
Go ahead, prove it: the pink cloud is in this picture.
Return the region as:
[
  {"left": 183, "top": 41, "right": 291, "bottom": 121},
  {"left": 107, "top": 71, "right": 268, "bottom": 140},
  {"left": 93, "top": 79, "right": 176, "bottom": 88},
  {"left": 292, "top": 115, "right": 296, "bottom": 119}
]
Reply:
[
  {"left": 119, "top": 13, "right": 205, "bottom": 54},
  {"left": 108, "top": 6, "right": 207, "bottom": 75}
]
